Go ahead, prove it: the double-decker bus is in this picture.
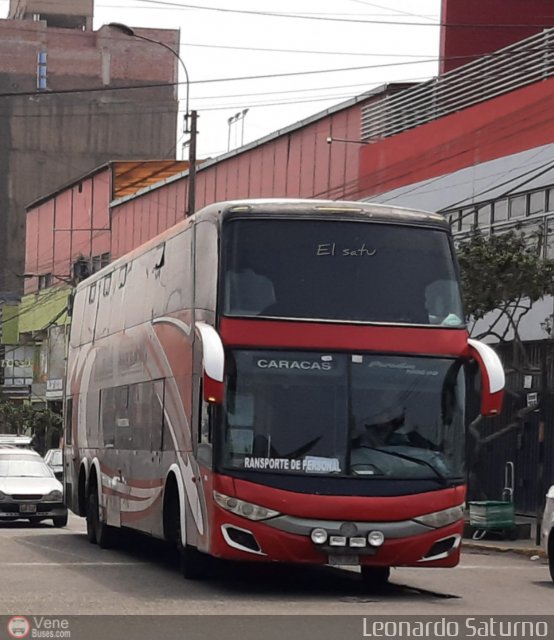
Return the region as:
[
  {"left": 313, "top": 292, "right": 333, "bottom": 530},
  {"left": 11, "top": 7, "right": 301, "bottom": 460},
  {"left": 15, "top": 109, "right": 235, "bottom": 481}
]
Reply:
[{"left": 63, "top": 199, "right": 504, "bottom": 584}]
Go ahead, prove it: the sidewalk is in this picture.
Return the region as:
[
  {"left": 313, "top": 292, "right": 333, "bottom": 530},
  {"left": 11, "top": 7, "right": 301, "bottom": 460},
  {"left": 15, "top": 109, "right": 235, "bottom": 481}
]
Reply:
[{"left": 462, "top": 516, "right": 547, "bottom": 558}]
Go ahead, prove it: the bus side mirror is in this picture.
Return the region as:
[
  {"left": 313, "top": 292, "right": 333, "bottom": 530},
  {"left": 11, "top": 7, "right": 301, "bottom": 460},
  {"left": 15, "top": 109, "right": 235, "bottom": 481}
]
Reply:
[
  {"left": 467, "top": 339, "right": 505, "bottom": 417},
  {"left": 195, "top": 322, "right": 225, "bottom": 404}
]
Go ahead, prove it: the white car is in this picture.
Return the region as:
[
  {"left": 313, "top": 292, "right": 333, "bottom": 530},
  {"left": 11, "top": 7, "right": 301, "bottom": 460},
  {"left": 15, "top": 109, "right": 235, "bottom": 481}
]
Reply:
[
  {"left": 541, "top": 485, "right": 554, "bottom": 582},
  {"left": 0, "top": 448, "right": 68, "bottom": 527}
]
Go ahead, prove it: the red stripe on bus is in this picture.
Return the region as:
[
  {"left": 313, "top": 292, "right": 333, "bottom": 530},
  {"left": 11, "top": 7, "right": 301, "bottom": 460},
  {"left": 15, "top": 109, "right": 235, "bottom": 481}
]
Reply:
[
  {"left": 219, "top": 317, "right": 469, "bottom": 356},
  {"left": 99, "top": 463, "right": 164, "bottom": 489}
]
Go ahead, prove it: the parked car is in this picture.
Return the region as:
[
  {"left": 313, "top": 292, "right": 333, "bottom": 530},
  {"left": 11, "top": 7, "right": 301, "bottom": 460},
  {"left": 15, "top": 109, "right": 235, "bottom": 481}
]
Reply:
[
  {"left": 0, "top": 434, "right": 33, "bottom": 448},
  {"left": 0, "top": 447, "right": 68, "bottom": 527},
  {"left": 541, "top": 484, "right": 554, "bottom": 582},
  {"left": 44, "top": 448, "right": 63, "bottom": 480}
]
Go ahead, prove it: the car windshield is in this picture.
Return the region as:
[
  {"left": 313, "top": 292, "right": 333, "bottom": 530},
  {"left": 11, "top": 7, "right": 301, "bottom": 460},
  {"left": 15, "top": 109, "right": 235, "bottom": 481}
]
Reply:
[
  {"left": 0, "top": 457, "right": 53, "bottom": 478},
  {"left": 47, "top": 450, "right": 62, "bottom": 466},
  {"left": 220, "top": 350, "right": 466, "bottom": 482},
  {"left": 221, "top": 218, "right": 464, "bottom": 326}
]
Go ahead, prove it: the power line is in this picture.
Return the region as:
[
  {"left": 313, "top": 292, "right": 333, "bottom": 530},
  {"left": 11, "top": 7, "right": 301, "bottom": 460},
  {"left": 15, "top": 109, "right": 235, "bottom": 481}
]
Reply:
[
  {"left": 346, "top": 0, "right": 437, "bottom": 22},
  {"left": 179, "top": 40, "right": 437, "bottom": 58},
  {"left": 0, "top": 58, "right": 438, "bottom": 100},
  {"left": 98, "top": 0, "right": 554, "bottom": 29},
  {"left": 2, "top": 43, "right": 550, "bottom": 102}
]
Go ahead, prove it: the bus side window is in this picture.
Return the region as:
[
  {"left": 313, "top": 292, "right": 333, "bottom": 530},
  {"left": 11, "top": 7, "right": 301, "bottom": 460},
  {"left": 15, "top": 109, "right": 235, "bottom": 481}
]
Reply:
[{"left": 64, "top": 397, "right": 73, "bottom": 445}]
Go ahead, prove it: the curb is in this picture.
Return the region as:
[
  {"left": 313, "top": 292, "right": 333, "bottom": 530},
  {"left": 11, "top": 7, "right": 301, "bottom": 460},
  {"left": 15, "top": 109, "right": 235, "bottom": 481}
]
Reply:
[{"left": 462, "top": 539, "right": 547, "bottom": 559}]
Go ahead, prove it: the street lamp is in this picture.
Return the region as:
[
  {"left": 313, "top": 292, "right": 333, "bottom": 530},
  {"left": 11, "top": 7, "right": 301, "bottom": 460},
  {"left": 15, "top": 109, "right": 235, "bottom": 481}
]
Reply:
[
  {"left": 227, "top": 109, "right": 249, "bottom": 151},
  {"left": 326, "top": 136, "right": 373, "bottom": 145},
  {"left": 108, "top": 22, "right": 197, "bottom": 215}
]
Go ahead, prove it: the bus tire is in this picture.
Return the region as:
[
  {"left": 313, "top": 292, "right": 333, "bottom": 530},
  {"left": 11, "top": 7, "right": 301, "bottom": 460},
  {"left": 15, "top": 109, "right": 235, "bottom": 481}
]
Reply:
[
  {"left": 173, "top": 503, "right": 211, "bottom": 580},
  {"left": 87, "top": 484, "right": 116, "bottom": 549},
  {"left": 548, "top": 529, "right": 554, "bottom": 582},
  {"left": 360, "top": 566, "right": 391, "bottom": 588},
  {"left": 179, "top": 543, "right": 212, "bottom": 580}
]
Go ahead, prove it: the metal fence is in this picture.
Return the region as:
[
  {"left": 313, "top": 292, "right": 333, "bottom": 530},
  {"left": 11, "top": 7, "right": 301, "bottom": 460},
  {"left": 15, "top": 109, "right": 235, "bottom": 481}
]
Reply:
[
  {"left": 468, "top": 340, "right": 554, "bottom": 515},
  {"left": 361, "top": 28, "right": 554, "bottom": 141}
]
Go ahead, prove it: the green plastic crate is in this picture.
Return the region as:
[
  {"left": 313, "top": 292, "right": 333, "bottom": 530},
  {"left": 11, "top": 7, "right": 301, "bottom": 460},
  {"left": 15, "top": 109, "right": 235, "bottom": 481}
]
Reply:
[{"left": 468, "top": 500, "right": 515, "bottom": 530}]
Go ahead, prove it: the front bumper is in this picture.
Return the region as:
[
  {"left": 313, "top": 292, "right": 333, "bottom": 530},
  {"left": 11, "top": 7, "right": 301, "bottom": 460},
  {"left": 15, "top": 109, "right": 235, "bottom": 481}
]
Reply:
[
  {"left": 0, "top": 501, "right": 67, "bottom": 520},
  {"left": 209, "top": 506, "right": 463, "bottom": 568}
]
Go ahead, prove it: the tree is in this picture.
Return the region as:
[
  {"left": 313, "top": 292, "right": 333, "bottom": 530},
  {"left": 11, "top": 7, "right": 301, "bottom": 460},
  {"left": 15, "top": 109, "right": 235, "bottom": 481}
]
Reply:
[
  {"left": 0, "top": 400, "right": 62, "bottom": 455},
  {"left": 457, "top": 226, "right": 554, "bottom": 345},
  {"left": 456, "top": 226, "right": 554, "bottom": 499}
]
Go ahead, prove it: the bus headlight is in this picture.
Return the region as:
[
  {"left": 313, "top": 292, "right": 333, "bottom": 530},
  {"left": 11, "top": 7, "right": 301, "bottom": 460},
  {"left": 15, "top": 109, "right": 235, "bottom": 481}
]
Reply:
[
  {"left": 310, "top": 528, "right": 328, "bottom": 544},
  {"left": 213, "top": 491, "right": 280, "bottom": 521},
  {"left": 0, "top": 490, "right": 7, "bottom": 501},
  {"left": 413, "top": 505, "right": 464, "bottom": 529},
  {"left": 367, "top": 531, "right": 385, "bottom": 547}
]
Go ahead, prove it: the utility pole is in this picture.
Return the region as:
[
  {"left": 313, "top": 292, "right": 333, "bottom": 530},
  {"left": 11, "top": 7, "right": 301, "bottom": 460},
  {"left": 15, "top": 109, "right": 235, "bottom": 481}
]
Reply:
[{"left": 187, "top": 110, "right": 198, "bottom": 217}]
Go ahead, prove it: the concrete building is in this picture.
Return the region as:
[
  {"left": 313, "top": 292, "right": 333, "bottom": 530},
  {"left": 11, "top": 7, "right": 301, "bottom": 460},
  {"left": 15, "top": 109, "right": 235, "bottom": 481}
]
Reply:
[
  {"left": 0, "top": 0, "right": 179, "bottom": 400},
  {"left": 0, "top": 0, "right": 179, "bottom": 297}
]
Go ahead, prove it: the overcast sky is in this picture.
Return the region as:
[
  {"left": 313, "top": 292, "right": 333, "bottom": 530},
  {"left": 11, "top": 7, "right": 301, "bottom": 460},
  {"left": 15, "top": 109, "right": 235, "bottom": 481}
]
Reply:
[{"left": 0, "top": 0, "right": 441, "bottom": 159}]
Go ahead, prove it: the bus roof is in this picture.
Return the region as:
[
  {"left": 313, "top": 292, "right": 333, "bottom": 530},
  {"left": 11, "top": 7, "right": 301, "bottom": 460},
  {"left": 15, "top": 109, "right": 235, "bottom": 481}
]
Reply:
[
  {"left": 80, "top": 199, "right": 448, "bottom": 292},
  {"left": 198, "top": 198, "right": 447, "bottom": 226}
]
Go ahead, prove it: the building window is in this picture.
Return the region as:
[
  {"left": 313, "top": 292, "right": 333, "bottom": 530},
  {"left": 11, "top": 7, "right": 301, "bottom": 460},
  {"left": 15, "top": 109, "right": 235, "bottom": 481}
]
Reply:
[
  {"left": 90, "top": 253, "right": 111, "bottom": 273},
  {"left": 37, "top": 51, "right": 47, "bottom": 90},
  {"left": 38, "top": 273, "right": 52, "bottom": 290},
  {"left": 493, "top": 199, "right": 508, "bottom": 223},
  {"left": 529, "top": 191, "right": 546, "bottom": 216},
  {"left": 460, "top": 208, "right": 476, "bottom": 231},
  {"left": 476, "top": 203, "right": 491, "bottom": 229},
  {"left": 547, "top": 188, "right": 554, "bottom": 212},
  {"left": 509, "top": 194, "right": 527, "bottom": 219}
]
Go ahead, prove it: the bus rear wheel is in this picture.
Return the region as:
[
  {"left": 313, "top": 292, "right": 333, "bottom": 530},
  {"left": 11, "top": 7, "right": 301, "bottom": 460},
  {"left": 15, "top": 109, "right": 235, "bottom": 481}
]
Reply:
[
  {"left": 86, "top": 485, "right": 116, "bottom": 549},
  {"left": 360, "top": 566, "right": 391, "bottom": 588}
]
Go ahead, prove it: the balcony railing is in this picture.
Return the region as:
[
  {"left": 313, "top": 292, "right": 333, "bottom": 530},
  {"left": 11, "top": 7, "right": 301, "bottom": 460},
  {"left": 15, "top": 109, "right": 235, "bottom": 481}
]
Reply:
[{"left": 361, "top": 28, "right": 554, "bottom": 141}]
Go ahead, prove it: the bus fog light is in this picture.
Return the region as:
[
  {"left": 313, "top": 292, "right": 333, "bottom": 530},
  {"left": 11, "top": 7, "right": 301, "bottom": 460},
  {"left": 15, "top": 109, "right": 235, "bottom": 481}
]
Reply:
[
  {"left": 329, "top": 535, "right": 347, "bottom": 546},
  {"left": 349, "top": 537, "right": 367, "bottom": 548},
  {"left": 367, "top": 531, "right": 385, "bottom": 547},
  {"left": 310, "top": 528, "right": 328, "bottom": 544}
]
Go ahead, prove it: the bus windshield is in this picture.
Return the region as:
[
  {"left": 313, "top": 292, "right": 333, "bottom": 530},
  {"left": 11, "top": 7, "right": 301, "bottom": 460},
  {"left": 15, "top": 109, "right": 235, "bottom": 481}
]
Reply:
[
  {"left": 221, "top": 218, "right": 464, "bottom": 326},
  {"left": 220, "top": 350, "right": 466, "bottom": 482}
]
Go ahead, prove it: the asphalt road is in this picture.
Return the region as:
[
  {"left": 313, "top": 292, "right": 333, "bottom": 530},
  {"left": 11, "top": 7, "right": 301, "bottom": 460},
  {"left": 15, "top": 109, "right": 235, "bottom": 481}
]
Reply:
[{"left": 0, "top": 514, "right": 552, "bottom": 619}]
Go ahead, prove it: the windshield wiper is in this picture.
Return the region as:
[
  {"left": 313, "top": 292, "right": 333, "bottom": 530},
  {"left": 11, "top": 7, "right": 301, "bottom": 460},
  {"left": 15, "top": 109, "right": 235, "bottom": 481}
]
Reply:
[{"left": 355, "top": 445, "right": 450, "bottom": 486}]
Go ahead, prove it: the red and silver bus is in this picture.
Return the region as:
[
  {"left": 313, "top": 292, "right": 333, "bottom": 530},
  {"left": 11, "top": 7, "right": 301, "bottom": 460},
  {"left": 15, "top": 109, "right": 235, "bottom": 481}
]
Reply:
[{"left": 64, "top": 199, "right": 504, "bottom": 584}]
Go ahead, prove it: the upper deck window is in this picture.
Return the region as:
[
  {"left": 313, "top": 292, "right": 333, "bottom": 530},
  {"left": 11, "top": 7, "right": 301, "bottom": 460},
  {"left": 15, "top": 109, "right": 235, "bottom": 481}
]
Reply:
[{"left": 221, "top": 218, "right": 464, "bottom": 326}]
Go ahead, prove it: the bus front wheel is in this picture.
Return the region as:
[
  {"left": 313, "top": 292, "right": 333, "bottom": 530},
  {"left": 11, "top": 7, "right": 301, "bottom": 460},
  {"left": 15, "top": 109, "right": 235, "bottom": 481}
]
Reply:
[
  {"left": 170, "top": 502, "right": 211, "bottom": 580},
  {"left": 179, "top": 543, "right": 212, "bottom": 580}
]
